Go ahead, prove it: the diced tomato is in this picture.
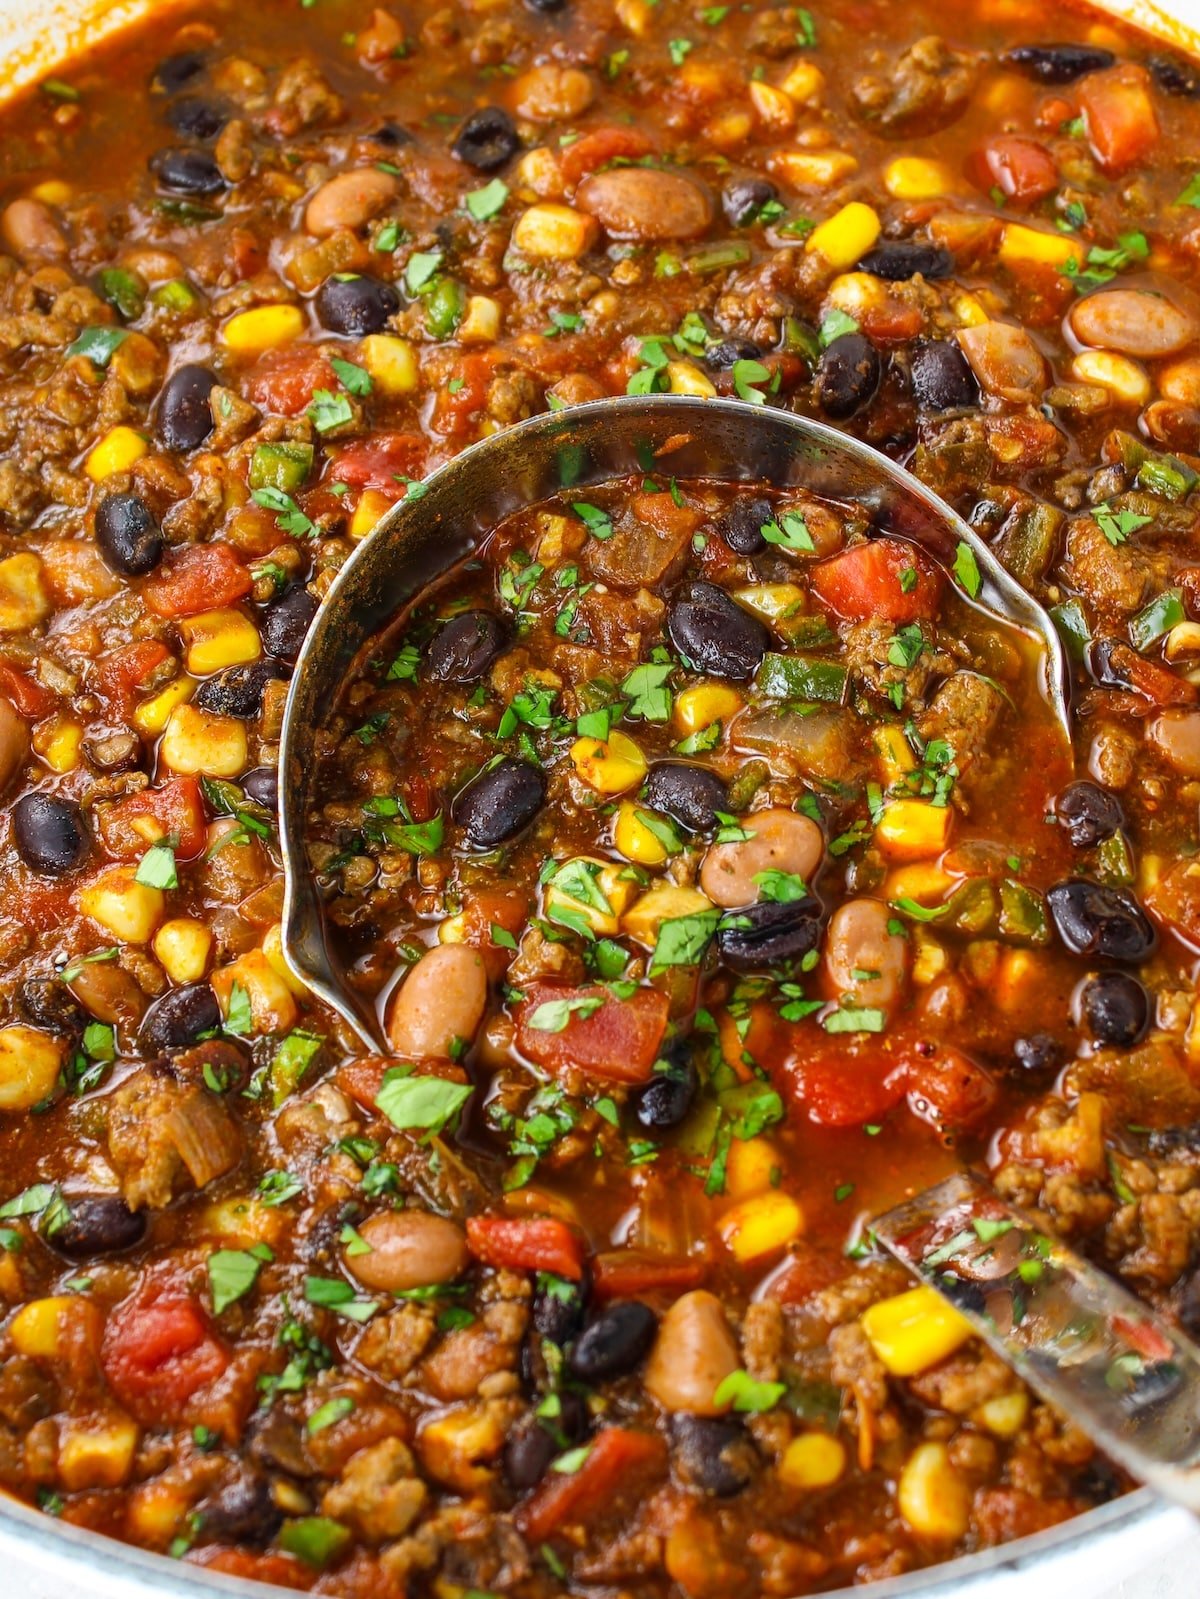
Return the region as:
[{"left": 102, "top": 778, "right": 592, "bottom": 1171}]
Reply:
[
  {"left": 780, "top": 1041, "right": 907, "bottom": 1129},
  {"left": 189, "top": 1549, "right": 313, "bottom": 1590},
  {"left": 95, "top": 775, "right": 208, "bottom": 861},
  {"left": 102, "top": 1281, "right": 229, "bottom": 1423},
  {"left": 91, "top": 640, "right": 172, "bottom": 712},
  {"left": 328, "top": 431, "right": 427, "bottom": 490},
  {"left": 592, "top": 1249, "right": 707, "bottom": 1300},
  {"left": 1146, "top": 858, "right": 1200, "bottom": 951},
  {"left": 466, "top": 1214, "right": 587, "bottom": 1281},
  {"left": 515, "top": 1426, "right": 667, "bottom": 1544},
  {"left": 809, "top": 539, "right": 943, "bottom": 625},
  {"left": 1108, "top": 642, "right": 1197, "bottom": 708},
  {"left": 516, "top": 981, "right": 669, "bottom": 1086},
  {"left": 338, "top": 1055, "right": 468, "bottom": 1112},
  {"left": 903, "top": 1042, "right": 997, "bottom": 1132},
  {"left": 428, "top": 353, "right": 496, "bottom": 438},
  {"left": 560, "top": 128, "right": 656, "bottom": 188},
  {"left": 459, "top": 889, "right": 532, "bottom": 980},
  {"left": 142, "top": 543, "right": 253, "bottom": 619},
  {"left": 970, "top": 135, "right": 1058, "bottom": 203},
  {"left": 757, "top": 1246, "right": 845, "bottom": 1306},
  {"left": 247, "top": 347, "right": 338, "bottom": 416},
  {"left": 1079, "top": 64, "right": 1160, "bottom": 175},
  {"left": 629, "top": 490, "right": 702, "bottom": 541},
  {"left": 0, "top": 663, "right": 56, "bottom": 720}
]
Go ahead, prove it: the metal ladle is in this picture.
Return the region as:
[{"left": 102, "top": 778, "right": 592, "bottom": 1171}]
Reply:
[{"left": 278, "top": 395, "right": 1071, "bottom": 1051}]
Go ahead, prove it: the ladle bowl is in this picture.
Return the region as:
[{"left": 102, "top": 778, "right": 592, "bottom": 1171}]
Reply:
[{"left": 278, "top": 396, "right": 1071, "bottom": 1050}]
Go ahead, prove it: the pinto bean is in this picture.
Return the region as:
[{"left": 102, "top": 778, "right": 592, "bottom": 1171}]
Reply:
[
  {"left": 576, "top": 168, "right": 714, "bottom": 242},
  {"left": 513, "top": 65, "right": 595, "bottom": 123},
  {"left": 956, "top": 321, "right": 1046, "bottom": 403},
  {"left": 1069, "top": 288, "right": 1198, "bottom": 358},
  {"left": 0, "top": 696, "right": 29, "bottom": 797},
  {"left": 386, "top": 944, "right": 488, "bottom": 1058},
  {"left": 699, "top": 807, "right": 823, "bottom": 909},
  {"left": 1, "top": 197, "right": 66, "bottom": 260},
  {"left": 1159, "top": 356, "right": 1200, "bottom": 407},
  {"left": 304, "top": 168, "right": 399, "bottom": 237},
  {"left": 347, "top": 1210, "right": 468, "bottom": 1293},
  {"left": 643, "top": 1290, "right": 740, "bottom": 1416},
  {"left": 1148, "top": 709, "right": 1200, "bottom": 777},
  {"left": 823, "top": 898, "right": 910, "bottom": 1011}
]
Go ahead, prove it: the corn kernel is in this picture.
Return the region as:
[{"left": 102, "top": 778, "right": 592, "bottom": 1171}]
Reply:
[
  {"left": 438, "top": 913, "right": 468, "bottom": 944},
  {"left": 160, "top": 702, "right": 247, "bottom": 779},
  {"left": 127, "top": 1478, "right": 199, "bottom": 1547},
  {"left": 614, "top": 801, "right": 674, "bottom": 867},
  {"left": 359, "top": 333, "right": 419, "bottom": 395},
  {"left": 718, "top": 1190, "right": 804, "bottom": 1263},
  {"left": 1071, "top": 350, "right": 1150, "bottom": 406},
  {"left": 153, "top": 918, "right": 213, "bottom": 984},
  {"left": 263, "top": 921, "right": 308, "bottom": 997},
  {"left": 779, "top": 1432, "right": 846, "bottom": 1489},
  {"left": 132, "top": 675, "right": 195, "bottom": 737},
  {"left": 59, "top": 1415, "right": 139, "bottom": 1490},
  {"left": 221, "top": 303, "right": 304, "bottom": 355},
  {"left": 884, "top": 862, "right": 955, "bottom": 909},
  {"left": 872, "top": 724, "right": 916, "bottom": 783},
  {"left": 874, "top": 799, "right": 953, "bottom": 862},
  {"left": 350, "top": 487, "right": 394, "bottom": 539},
  {"left": 0, "top": 552, "right": 50, "bottom": 632},
  {"left": 749, "top": 80, "right": 795, "bottom": 131},
  {"left": 514, "top": 147, "right": 565, "bottom": 201},
  {"left": 622, "top": 883, "right": 713, "bottom": 947},
  {"left": 911, "top": 927, "right": 949, "bottom": 987},
  {"left": 806, "top": 202, "right": 880, "bottom": 270},
  {"left": 780, "top": 61, "right": 825, "bottom": 104},
  {"left": 512, "top": 204, "right": 598, "bottom": 260},
  {"left": 545, "top": 857, "right": 636, "bottom": 938},
  {"left": 770, "top": 150, "right": 857, "bottom": 188},
  {"left": 33, "top": 715, "right": 83, "bottom": 773},
  {"left": 993, "top": 946, "right": 1039, "bottom": 1009},
  {"left": 897, "top": 1441, "right": 971, "bottom": 1541},
  {"left": 30, "top": 179, "right": 71, "bottom": 205},
  {"left": 79, "top": 866, "right": 165, "bottom": 943},
  {"left": 10, "top": 1296, "right": 76, "bottom": 1359},
  {"left": 674, "top": 683, "right": 742, "bottom": 736},
  {"left": 180, "top": 608, "right": 261, "bottom": 675},
  {"left": 732, "top": 583, "right": 807, "bottom": 625},
  {"left": 824, "top": 271, "right": 887, "bottom": 319},
  {"left": 950, "top": 291, "right": 990, "bottom": 327},
  {"left": 616, "top": 0, "right": 652, "bottom": 35},
  {"left": 998, "top": 223, "right": 1080, "bottom": 271},
  {"left": 0, "top": 1025, "right": 66, "bottom": 1111},
  {"left": 212, "top": 948, "right": 299, "bottom": 1035},
  {"left": 85, "top": 426, "right": 148, "bottom": 482},
  {"left": 199, "top": 1196, "right": 288, "bottom": 1249},
  {"left": 974, "top": 1390, "right": 1029, "bottom": 1439},
  {"left": 882, "top": 157, "right": 954, "bottom": 200},
  {"left": 861, "top": 1284, "right": 973, "bottom": 1377},
  {"left": 458, "top": 295, "right": 502, "bottom": 344},
  {"left": 570, "top": 729, "right": 647, "bottom": 794},
  {"left": 703, "top": 108, "right": 755, "bottom": 149},
  {"left": 725, "top": 1136, "right": 782, "bottom": 1199},
  {"left": 667, "top": 360, "right": 717, "bottom": 398}
]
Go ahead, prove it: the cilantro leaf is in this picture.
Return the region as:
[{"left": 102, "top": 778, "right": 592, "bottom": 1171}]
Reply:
[
  {"left": 376, "top": 1070, "right": 472, "bottom": 1135},
  {"left": 330, "top": 356, "right": 372, "bottom": 395},
  {"left": 952, "top": 540, "right": 982, "bottom": 599},
  {"left": 134, "top": 840, "right": 178, "bottom": 890},
  {"left": 252, "top": 485, "right": 317, "bottom": 539}
]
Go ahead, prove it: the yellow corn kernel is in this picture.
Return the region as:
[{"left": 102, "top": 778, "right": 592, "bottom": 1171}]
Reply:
[
  {"left": 771, "top": 150, "right": 857, "bottom": 189},
  {"left": 623, "top": 883, "right": 713, "bottom": 948},
  {"left": 884, "top": 862, "right": 955, "bottom": 909},
  {"left": 974, "top": 1390, "right": 1029, "bottom": 1440},
  {"left": 703, "top": 108, "right": 755, "bottom": 149},
  {"left": 993, "top": 946, "right": 1039, "bottom": 1009},
  {"left": 160, "top": 702, "right": 247, "bottom": 779},
  {"left": 950, "top": 290, "right": 989, "bottom": 327},
  {"left": 180, "top": 608, "right": 261, "bottom": 675},
  {"left": 732, "top": 583, "right": 806, "bottom": 623},
  {"left": 438, "top": 913, "right": 467, "bottom": 943},
  {"left": 749, "top": 80, "right": 795, "bottom": 131},
  {"left": 897, "top": 1441, "right": 971, "bottom": 1541},
  {"left": 0, "top": 1024, "right": 66, "bottom": 1111},
  {"left": 127, "top": 1477, "right": 199, "bottom": 1547},
  {"left": 263, "top": 921, "right": 308, "bottom": 997},
  {"left": 514, "top": 147, "right": 565, "bottom": 201},
  {"left": 1071, "top": 350, "right": 1150, "bottom": 406},
  {"left": 614, "top": 801, "right": 675, "bottom": 867},
  {"left": 725, "top": 1136, "right": 782, "bottom": 1200},
  {"left": 674, "top": 683, "right": 742, "bottom": 737},
  {"left": 79, "top": 866, "right": 165, "bottom": 944},
  {"left": 718, "top": 1190, "right": 804, "bottom": 1263},
  {"left": 33, "top": 715, "right": 83, "bottom": 773},
  {"left": 30, "top": 179, "right": 71, "bottom": 205},
  {"left": 570, "top": 729, "right": 647, "bottom": 794},
  {"left": 0, "top": 552, "right": 50, "bottom": 632},
  {"left": 132, "top": 675, "right": 194, "bottom": 737},
  {"left": 512, "top": 204, "right": 598, "bottom": 260},
  {"left": 350, "top": 487, "right": 394, "bottom": 540},
  {"left": 667, "top": 360, "right": 717, "bottom": 398},
  {"left": 861, "top": 1284, "right": 973, "bottom": 1377},
  {"left": 874, "top": 799, "right": 953, "bottom": 862},
  {"left": 59, "top": 1415, "right": 140, "bottom": 1491},
  {"left": 212, "top": 948, "right": 299, "bottom": 1036},
  {"left": 11, "top": 1297, "right": 75, "bottom": 1359},
  {"left": 199, "top": 1196, "right": 288, "bottom": 1249},
  {"left": 780, "top": 61, "right": 825, "bottom": 105},
  {"left": 872, "top": 724, "right": 916, "bottom": 784},
  {"left": 84, "top": 426, "right": 148, "bottom": 482},
  {"left": 359, "top": 333, "right": 419, "bottom": 395},
  {"left": 779, "top": 1432, "right": 846, "bottom": 1489},
  {"left": 806, "top": 202, "right": 880, "bottom": 271},
  {"left": 824, "top": 270, "right": 887, "bottom": 319},
  {"left": 545, "top": 857, "right": 636, "bottom": 938},
  {"left": 883, "top": 156, "right": 954, "bottom": 201},
  {"left": 418, "top": 1404, "right": 507, "bottom": 1491},
  {"left": 153, "top": 918, "right": 213, "bottom": 984},
  {"left": 998, "top": 223, "right": 1080, "bottom": 271},
  {"left": 911, "top": 927, "right": 949, "bottom": 987},
  {"left": 221, "top": 303, "right": 304, "bottom": 355},
  {"left": 458, "top": 295, "right": 503, "bottom": 344},
  {"left": 616, "top": 0, "right": 652, "bottom": 35}
]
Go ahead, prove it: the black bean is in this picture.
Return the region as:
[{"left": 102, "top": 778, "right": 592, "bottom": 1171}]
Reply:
[
  {"left": 1046, "top": 880, "right": 1156, "bottom": 963},
  {"left": 315, "top": 273, "right": 400, "bottom": 337},
  {"left": 858, "top": 242, "right": 953, "bottom": 281},
  {"left": 671, "top": 1415, "right": 759, "bottom": 1496},
  {"left": 816, "top": 332, "right": 880, "bottom": 419},
  {"left": 706, "top": 337, "right": 764, "bottom": 371},
  {"left": 1012, "top": 1033, "right": 1061, "bottom": 1080},
  {"left": 1149, "top": 55, "right": 1200, "bottom": 98},
  {"left": 532, "top": 1272, "right": 587, "bottom": 1344},
  {"left": 667, "top": 581, "right": 769, "bottom": 681},
  {"left": 526, "top": 0, "right": 568, "bottom": 11},
  {"left": 371, "top": 122, "right": 414, "bottom": 147},
  {"left": 643, "top": 762, "right": 728, "bottom": 832},
  {"left": 49, "top": 1195, "right": 147, "bottom": 1258},
  {"left": 261, "top": 585, "right": 319, "bottom": 663},
  {"left": 18, "top": 978, "right": 85, "bottom": 1038},
  {"left": 452, "top": 757, "right": 545, "bottom": 848},
  {"left": 716, "top": 896, "right": 822, "bottom": 971},
  {"left": 452, "top": 107, "right": 522, "bottom": 172},
  {"left": 166, "top": 96, "right": 226, "bottom": 141},
  {"left": 718, "top": 495, "right": 773, "bottom": 556},
  {"left": 1088, "top": 637, "right": 1131, "bottom": 690},
  {"left": 200, "top": 1474, "right": 283, "bottom": 1547},
  {"left": 636, "top": 1057, "right": 698, "bottom": 1130},
  {"left": 1056, "top": 780, "right": 1124, "bottom": 849},
  {"left": 909, "top": 339, "right": 978, "bottom": 411},
  {"left": 95, "top": 493, "right": 164, "bottom": 576},
  {"left": 1006, "top": 43, "right": 1116, "bottom": 82},
  {"left": 140, "top": 982, "right": 222, "bottom": 1053},
  {"left": 568, "top": 1300, "right": 657, "bottom": 1382},
  {"left": 195, "top": 660, "right": 283, "bottom": 719},
  {"left": 503, "top": 1417, "right": 559, "bottom": 1489},
  {"left": 150, "top": 147, "right": 227, "bottom": 196},
  {"left": 241, "top": 766, "right": 279, "bottom": 811},
  {"left": 1082, "top": 972, "right": 1150, "bottom": 1047},
  {"left": 12, "top": 793, "right": 89, "bottom": 875},
  {"left": 153, "top": 52, "right": 207, "bottom": 94},
  {"left": 157, "top": 363, "right": 217, "bottom": 452},
  {"left": 426, "top": 611, "right": 508, "bottom": 683},
  {"left": 722, "top": 177, "right": 779, "bottom": 228}
]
